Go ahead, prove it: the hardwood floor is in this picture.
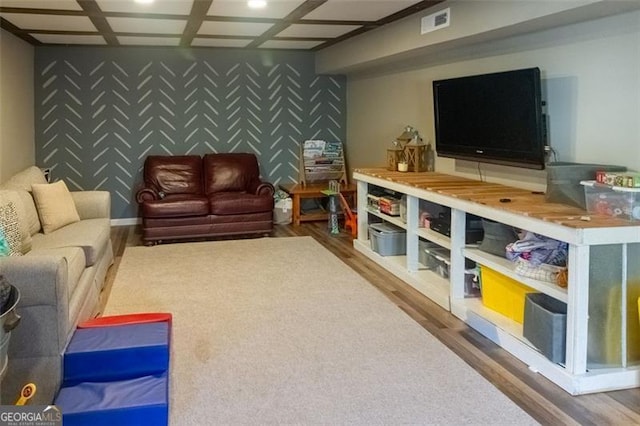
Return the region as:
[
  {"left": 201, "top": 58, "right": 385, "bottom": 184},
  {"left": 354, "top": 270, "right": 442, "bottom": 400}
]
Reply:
[{"left": 107, "top": 223, "right": 640, "bottom": 425}]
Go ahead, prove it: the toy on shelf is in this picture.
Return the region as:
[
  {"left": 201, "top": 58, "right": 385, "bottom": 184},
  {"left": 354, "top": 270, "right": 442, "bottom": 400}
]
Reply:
[{"left": 321, "top": 181, "right": 341, "bottom": 235}]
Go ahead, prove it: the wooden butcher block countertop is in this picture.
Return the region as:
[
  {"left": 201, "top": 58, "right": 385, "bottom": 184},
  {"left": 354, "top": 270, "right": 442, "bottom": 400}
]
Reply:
[{"left": 354, "top": 168, "right": 639, "bottom": 230}]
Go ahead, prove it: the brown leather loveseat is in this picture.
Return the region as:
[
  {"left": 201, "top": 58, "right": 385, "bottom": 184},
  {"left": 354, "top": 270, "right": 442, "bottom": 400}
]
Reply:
[{"left": 136, "top": 153, "right": 274, "bottom": 245}]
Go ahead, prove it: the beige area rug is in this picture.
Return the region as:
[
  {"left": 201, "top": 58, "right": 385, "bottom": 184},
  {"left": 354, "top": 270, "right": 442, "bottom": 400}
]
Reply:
[{"left": 105, "top": 237, "right": 538, "bottom": 425}]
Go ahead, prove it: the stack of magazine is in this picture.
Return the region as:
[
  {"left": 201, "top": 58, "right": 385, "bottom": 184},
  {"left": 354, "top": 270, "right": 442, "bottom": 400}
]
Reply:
[{"left": 302, "top": 140, "right": 345, "bottom": 182}]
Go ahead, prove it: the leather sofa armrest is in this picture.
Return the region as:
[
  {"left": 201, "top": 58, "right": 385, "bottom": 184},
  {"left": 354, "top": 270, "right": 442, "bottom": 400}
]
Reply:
[
  {"left": 251, "top": 181, "right": 275, "bottom": 197},
  {"left": 136, "top": 187, "right": 161, "bottom": 204}
]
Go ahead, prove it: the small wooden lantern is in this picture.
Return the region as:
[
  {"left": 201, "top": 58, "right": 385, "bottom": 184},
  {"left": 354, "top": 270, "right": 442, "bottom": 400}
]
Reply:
[
  {"left": 396, "top": 126, "right": 415, "bottom": 145},
  {"left": 404, "top": 135, "right": 427, "bottom": 172},
  {"left": 388, "top": 126, "right": 416, "bottom": 171},
  {"left": 387, "top": 145, "right": 404, "bottom": 171}
]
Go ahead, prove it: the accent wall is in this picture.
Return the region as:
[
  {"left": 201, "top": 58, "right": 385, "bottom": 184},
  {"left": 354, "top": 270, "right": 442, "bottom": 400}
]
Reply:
[{"left": 34, "top": 47, "right": 346, "bottom": 219}]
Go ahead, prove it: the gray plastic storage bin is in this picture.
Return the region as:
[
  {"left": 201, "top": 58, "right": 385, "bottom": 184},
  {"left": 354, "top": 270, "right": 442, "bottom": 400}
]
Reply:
[
  {"left": 546, "top": 162, "right": 627, "bottom": 209},
  {"left": 369, "top": 223, "right": 406, "bottom": 256},
  {"left": 523, "top": 293, "right": 567, "bottom": 364}
]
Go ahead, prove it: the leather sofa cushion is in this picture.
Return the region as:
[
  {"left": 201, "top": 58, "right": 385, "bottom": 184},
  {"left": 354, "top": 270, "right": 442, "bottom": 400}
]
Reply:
[
  {"left": 144, "top": 215, "right": 210, "bottom": 227},
  {"left": 203, "top": 153, "right": 260, "bottom": 194},
  {"left": 209, "top": 193, "right": 273, "bottom": 215},
  {"left": 142, "top": 195, "right": 209, "bottom": 218},
  {"left": 144, "top": 155, "right": 203, "bottom": 195}
]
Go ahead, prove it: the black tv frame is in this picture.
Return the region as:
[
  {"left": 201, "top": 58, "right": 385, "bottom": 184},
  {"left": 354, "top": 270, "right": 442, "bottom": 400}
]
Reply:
[{"left": 433, "top": 67, "right": 546, "bottom": 170}]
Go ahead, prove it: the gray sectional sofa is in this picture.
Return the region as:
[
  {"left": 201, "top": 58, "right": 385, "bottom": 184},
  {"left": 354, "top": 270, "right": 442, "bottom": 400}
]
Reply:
[{"left": 0, "top": 166, "right": 114, "bottom": 404}]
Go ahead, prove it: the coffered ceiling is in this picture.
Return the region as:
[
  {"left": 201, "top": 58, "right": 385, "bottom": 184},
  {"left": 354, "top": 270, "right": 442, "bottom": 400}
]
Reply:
[{"left": 0, "top": 0, "right": 444, "bottom": 50}]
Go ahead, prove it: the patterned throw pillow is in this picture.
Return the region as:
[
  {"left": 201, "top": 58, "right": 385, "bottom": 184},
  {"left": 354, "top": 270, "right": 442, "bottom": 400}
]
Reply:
[
  {"left": 0, "top": 229, "right": 9, "bottom": 257},
  {"left": 0, "top": 201, "right": 23, "bottom": 256}
]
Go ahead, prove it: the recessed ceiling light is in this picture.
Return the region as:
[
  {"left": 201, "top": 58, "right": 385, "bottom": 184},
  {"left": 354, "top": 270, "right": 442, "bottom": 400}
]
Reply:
[
  {"left": 248, "top": 0, "right": 267, "bottom": 9},
  {"left": 134, "top": 0, "right": 154, "bottom": 4}
]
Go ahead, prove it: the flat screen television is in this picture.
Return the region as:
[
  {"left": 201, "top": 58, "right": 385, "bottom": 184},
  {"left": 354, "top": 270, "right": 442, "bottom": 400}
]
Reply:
[{"left": 432, "top": 67, "right": 546, "bottom": 170}]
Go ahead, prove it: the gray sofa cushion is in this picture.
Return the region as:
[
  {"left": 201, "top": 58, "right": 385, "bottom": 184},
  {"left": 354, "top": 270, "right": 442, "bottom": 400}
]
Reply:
[
  {"left": 30, "top": 218, "right": 110, "bottom": 267},
  {"left": 0, "top": 166, "right": 47, "bottom": 235},
  {"left": 0, "top": 166, "right": 48, "bottom": 190},
  {"left": 26, "top": 247, "right": 86, "bottom": 296}
]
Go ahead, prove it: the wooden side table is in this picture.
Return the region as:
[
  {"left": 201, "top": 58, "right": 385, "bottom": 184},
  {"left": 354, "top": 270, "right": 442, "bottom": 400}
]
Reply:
[{"left": 278, "top": 182, "right": 357, "bottom": 226}]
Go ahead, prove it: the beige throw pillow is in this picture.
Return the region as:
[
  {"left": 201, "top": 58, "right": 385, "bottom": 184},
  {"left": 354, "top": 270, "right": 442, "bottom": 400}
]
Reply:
[{"left": 32, "top": 180, "right": 81, "bottom": 234}]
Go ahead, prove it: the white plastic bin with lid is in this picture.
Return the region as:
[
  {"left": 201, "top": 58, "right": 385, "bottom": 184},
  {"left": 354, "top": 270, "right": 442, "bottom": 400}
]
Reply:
[{"left": 581, "top": 180, "right": 640, "bottom": 220}]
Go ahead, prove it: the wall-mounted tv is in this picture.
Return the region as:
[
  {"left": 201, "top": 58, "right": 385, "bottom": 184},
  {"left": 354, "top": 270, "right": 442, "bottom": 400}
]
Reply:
[{"left": 433, "top": 67, "right": 546, "bottom": 170}]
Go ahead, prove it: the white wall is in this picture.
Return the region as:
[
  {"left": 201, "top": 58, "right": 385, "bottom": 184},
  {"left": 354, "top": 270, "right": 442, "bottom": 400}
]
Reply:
[
  {"left": 345, "top": 10, "right": 640, "bottom": 190},
  {"left": 317, "top": 0, "right": 619, "bottom": 74},
  {"left": 0, "top": 29, "right": 35, "bottom": 182}
]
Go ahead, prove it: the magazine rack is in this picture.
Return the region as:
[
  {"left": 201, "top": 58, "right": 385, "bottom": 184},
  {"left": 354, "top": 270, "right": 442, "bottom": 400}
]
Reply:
[{"left": 299, "top": 140, "right": 347, "bottom": 187}]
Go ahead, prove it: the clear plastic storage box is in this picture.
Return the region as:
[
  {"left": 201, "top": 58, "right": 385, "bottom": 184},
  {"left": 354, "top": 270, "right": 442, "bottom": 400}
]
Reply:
[
  {"left": 581, "top": 180, "right": 640, "bottom": 221},
  {"left": 422, "top": 247, "right": 479, "bottom": 297}
]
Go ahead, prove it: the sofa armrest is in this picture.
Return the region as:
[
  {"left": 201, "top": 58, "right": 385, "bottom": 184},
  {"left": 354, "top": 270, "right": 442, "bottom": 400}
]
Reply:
[
  {"left": 136, "top": 187, "right": 161, "bottom": 204},
  {"left": 71, "top": 191, "right": 111, "bottom": 220},
  {"left": 251, "top": 181, "right": 275, "bottom": 197},
  {"left": 0, "top": 256, "right": 70, "bottom": 357}
]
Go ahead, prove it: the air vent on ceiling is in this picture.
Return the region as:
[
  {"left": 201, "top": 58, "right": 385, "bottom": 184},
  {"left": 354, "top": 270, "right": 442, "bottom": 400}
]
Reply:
[{"left": 421, "top": 8, "right": 450, "bottom": 35}]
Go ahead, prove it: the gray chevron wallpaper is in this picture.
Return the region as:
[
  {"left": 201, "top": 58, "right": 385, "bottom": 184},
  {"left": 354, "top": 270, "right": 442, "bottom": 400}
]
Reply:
[{"left": 34, "top": 47, "right": 346, "bottom": 219}]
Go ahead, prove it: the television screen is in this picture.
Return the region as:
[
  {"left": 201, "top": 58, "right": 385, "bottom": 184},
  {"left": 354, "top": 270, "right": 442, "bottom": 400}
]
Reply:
[{"left": 433, "top": 67, "right": 546, "bottom": 169}]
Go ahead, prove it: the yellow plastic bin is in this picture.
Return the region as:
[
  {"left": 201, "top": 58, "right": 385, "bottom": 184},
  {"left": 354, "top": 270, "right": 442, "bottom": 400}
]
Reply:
[{"left": 480, "top": 265, "right": 535, "bottom": 324}]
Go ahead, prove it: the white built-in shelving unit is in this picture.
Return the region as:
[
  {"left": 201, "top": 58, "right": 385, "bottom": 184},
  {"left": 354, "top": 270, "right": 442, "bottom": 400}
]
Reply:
[{"left": 354, "top": 169, "right": 640, "bottom": 395}]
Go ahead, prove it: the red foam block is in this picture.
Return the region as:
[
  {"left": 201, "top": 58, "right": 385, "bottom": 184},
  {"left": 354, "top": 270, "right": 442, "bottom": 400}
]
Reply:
[{"left": 78, "top": 313, "right": 172, "bottom": 328}]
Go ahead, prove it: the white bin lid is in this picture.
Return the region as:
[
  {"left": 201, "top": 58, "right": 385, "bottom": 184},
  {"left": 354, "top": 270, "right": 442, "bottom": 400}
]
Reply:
[
  {"left": 580, "top": 180, "right": 640, "bottom": 193},
  {"left": 369, "top": 222, "right": 405, "bottom": 234}
]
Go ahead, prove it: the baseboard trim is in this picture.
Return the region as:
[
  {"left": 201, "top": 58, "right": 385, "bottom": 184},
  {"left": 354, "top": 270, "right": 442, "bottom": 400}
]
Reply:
[{"left": 111, "top": 218, "right": 140, "bottom": 226}]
